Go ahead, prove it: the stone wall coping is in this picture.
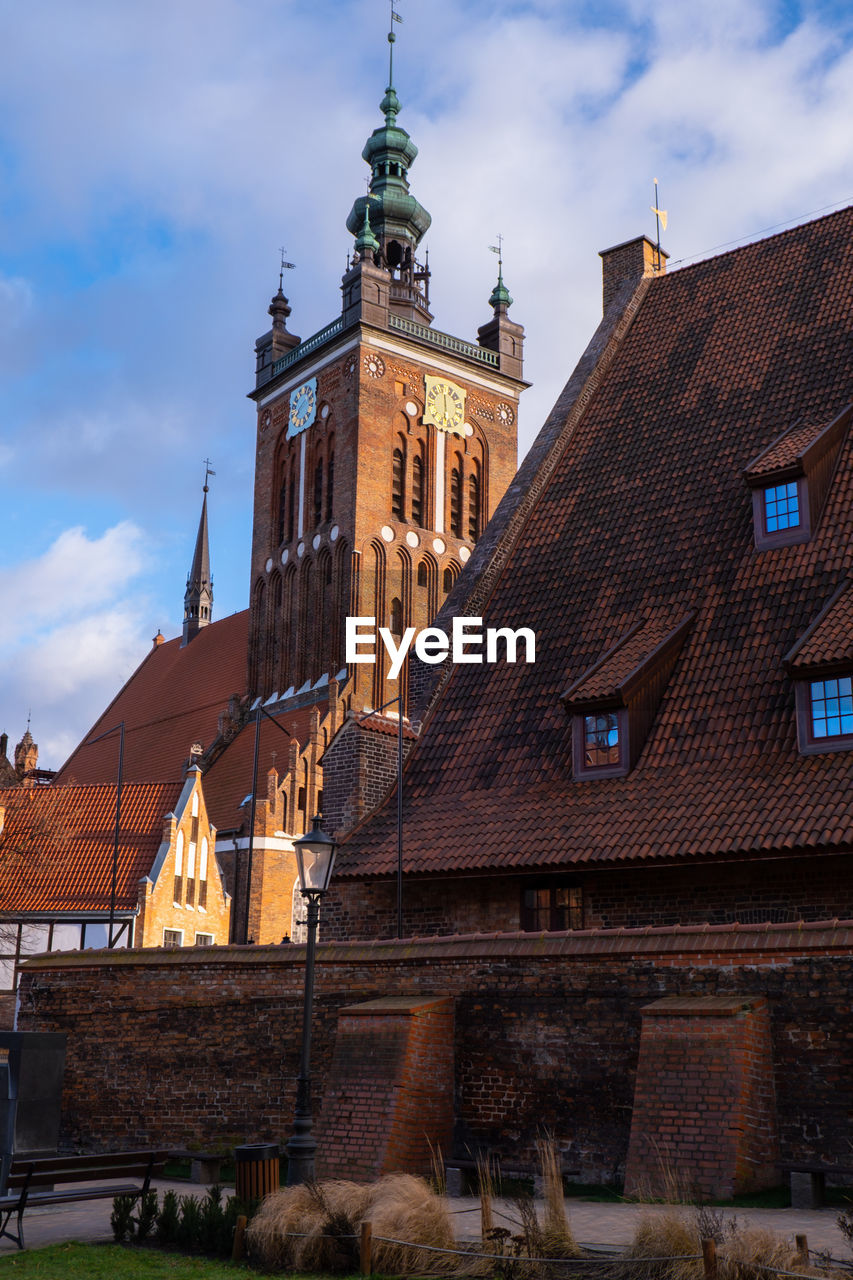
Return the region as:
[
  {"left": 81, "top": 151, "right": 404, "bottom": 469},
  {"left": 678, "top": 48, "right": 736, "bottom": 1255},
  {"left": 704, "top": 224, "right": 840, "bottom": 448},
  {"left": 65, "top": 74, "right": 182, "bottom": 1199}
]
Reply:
[
  {"left": 18, "top": 917, "right": 853, "bottom": 972},
  {"left": 338, "top": 996, "right": 453, "bottom": 1016},
  {"left": 641, "top": 995, "right": 763, "bottom": 1016}
]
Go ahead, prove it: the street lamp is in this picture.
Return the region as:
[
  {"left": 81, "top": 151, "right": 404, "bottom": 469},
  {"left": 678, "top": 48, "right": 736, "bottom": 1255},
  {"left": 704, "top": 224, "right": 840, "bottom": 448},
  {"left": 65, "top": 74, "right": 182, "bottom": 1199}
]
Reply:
[{"left": 285, "top": 814, "right": 337, "bottom": 1185}]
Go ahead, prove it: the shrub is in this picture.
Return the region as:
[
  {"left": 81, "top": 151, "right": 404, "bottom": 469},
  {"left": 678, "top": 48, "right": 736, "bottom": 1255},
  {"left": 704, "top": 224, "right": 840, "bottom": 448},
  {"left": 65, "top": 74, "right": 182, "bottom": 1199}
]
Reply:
[
  {"left": 134, "top": 1189, "right": 158, "bottom": 1241},
  {"left": 110, "top": 1194, "right": 136, "bottom": 1243},
  {"left": 156, "top": 1189, "right": 180, "bottom": 1244}
]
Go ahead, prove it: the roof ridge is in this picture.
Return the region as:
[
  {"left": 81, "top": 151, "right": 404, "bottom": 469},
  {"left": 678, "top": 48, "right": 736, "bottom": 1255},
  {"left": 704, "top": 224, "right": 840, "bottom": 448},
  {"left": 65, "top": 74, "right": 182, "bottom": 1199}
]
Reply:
[{"left": 666, "top": 201, "right": 853, "bottom": 279}]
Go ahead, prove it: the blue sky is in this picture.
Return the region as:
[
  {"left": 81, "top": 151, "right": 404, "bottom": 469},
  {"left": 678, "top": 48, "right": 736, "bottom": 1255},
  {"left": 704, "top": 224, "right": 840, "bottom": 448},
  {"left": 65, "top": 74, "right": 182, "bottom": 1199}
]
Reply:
[{"left": 2, "top": 0, "right": 853, "bottom": 768}]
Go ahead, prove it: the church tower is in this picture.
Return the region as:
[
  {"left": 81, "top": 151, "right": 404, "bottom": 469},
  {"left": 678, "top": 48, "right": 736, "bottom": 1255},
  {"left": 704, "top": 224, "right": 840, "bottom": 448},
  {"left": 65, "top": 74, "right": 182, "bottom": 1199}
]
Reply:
[
  {"left": 182, "top": 467, "right": 214, "bottom": 646},
  {"left": 247, "top": 26, "right": 527, "bottom": 717}
]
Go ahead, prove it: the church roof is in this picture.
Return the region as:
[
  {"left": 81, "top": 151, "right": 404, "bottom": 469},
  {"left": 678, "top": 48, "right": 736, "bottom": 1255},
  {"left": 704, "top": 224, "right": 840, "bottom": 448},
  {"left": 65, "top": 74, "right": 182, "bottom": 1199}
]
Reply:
[
  {"left": 337, "top": 206, "right": 853, "bottom": 880},
  {"left": 0, "top": 780, "right": 182, "bottom": 912},
  {"left": 54, "top": 610, "right": 250, "bottom": 827}
]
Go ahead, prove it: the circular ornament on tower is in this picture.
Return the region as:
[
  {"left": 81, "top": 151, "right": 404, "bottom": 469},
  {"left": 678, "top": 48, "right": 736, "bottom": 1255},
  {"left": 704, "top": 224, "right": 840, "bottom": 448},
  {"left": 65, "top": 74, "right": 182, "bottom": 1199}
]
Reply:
[
  {"left": 405, "top": 400, "right": 419, "bottom": 417},
  {"left": 381, "top": 525, "right": 395, "bottom": 542},
  {"left": 264, "top": 557, "right": 273, "bottom": 573},
  {"left": 463, "top": 422, "right": 474, "bottom": 437},
  {"left": 345, "top": 356, "right": 357, "bottom": 380},
  {"left": 496, "top": 402, "right": 515, "bottom": 425},
  {"left": 312, "top": 534, "right": 322, "bottom": 550},
  {"left": 330, "top": 524, "right": 340, "bottom": 542},
  {"left": 320, "top": 404, "right": 330, "bottom": 420},
  {"left": 281, "top": 549, "right": 289, "bottom": 565},
  {"left": 297, "top": 541, "right": 306, "bottom": 558},
  {"left": 406, "top": 531, "right": 419, "bottom": 548},
  {"left": 459, "top": 546, "right": 471, "bottom": 562},
  {"left": 262, "top": 409, "right": 272, "bottom": 431},
  {"left": 364, "top": 353, "right": 386, "bottom": 379},
  {"left": 433, "top": 537, "right": 446, "bottom": 555}
]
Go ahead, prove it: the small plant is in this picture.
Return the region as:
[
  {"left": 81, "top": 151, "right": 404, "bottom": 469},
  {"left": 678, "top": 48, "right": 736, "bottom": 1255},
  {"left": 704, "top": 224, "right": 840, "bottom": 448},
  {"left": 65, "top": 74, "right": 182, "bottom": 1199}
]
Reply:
[
  {"left": 177, "top": 1193, "right": 202, "bottom": 1250},
  {"left": 476, "top": 1150, "right": 497, "bottom": 1243},
  {"left": 536, "top": 1135, "right": 579, "bottom": 1258},
  {"left": 156, "top": 1188, "right": 180, "bottom": 1244},
  {"left": 838, "top": 1200, "right": 853, "bottom": 1252},
  {"left": 133, "top": 1188, "right": 158, "bottom": 1241},
  {"left": 110, "top": 1193, "right": 135, "bottom": 1243}
]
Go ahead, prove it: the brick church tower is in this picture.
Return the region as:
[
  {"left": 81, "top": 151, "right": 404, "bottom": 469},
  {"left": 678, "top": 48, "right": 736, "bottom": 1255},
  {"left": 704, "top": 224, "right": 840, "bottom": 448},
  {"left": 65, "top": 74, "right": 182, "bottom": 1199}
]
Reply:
[{"left": 247, "top": 31, "right": 527, "bottom": 718}]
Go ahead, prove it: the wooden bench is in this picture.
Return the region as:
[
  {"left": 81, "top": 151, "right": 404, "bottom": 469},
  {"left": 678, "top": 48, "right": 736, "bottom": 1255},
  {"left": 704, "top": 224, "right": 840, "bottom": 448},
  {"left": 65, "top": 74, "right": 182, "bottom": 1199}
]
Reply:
[
  {"left": 0, "top": 1149, "right": 166, "bottom": 1249},
  {"left": 782, "top": 1162, "right": 853, "bottom": 1209}
]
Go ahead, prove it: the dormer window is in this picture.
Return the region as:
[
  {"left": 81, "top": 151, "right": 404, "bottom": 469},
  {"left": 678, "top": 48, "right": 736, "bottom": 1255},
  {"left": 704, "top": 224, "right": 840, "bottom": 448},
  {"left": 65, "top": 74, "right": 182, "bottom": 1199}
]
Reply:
[
  {"left": 763, "top": 481, "right": 800, "bottom": 533},
  {"left": 583, "top": 713, "right": 622, "bottom": 768},
  {"left": 745, "top": 404, "right": 851, "bottom": 551},
  {"left": 810, "top": 677, "right": 853, "bottom": 741},
  {"left": 563, "top": 611, "right": 694, "bottom": 781},
  {"left": 784, "top": 581, "right": 853, "bottom": 755}
]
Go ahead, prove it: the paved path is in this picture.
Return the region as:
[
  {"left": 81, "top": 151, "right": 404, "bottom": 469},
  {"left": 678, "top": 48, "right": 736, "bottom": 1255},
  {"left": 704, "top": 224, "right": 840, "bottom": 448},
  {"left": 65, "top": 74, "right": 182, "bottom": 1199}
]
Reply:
[{"left": 0, "top": 1184, "right": 848, "bottom": 1261}]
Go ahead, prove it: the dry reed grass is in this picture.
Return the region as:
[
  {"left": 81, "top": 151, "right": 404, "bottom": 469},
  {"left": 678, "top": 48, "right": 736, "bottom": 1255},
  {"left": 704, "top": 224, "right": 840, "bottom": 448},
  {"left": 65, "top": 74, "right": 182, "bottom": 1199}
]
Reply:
[
  {"left": 476, "top": 1151, "right": 496, "bottom": 1243},
  {"left": 246, "top": 1171, "right": 454, "bottom": 1275},
  {"left": 624, "top": 1209, "right": 702, "bottom": 1280},
  {"left": 536, "top": 1137, "right": 579, "bottom": 1258}
]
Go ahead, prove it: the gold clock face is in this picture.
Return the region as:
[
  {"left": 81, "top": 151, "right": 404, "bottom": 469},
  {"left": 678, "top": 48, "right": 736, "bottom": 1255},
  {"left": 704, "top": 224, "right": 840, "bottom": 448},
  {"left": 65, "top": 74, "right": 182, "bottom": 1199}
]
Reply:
[{"left": 424, "top": 376, "right": 466, "bottom": 434}]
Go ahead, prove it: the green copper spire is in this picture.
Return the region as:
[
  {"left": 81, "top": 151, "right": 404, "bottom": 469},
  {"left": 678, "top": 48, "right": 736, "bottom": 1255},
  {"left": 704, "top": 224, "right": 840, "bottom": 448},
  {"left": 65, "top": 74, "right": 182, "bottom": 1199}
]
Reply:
[
  {"left": 354, "top": 201, "right": 380, "bottom": 258},
  {"left": 488, "top": 239, "right": 513, "bottom": 313},
  {"left": 345, "top": 15, "right": 431, "bottom": 256}
]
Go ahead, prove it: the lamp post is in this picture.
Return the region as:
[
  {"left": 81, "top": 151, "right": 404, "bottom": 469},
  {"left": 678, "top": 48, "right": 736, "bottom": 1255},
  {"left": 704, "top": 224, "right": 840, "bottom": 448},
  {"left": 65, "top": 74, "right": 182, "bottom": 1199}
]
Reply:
[{"left": 285, "top": 813, "right": 337, "bottom": 1185}]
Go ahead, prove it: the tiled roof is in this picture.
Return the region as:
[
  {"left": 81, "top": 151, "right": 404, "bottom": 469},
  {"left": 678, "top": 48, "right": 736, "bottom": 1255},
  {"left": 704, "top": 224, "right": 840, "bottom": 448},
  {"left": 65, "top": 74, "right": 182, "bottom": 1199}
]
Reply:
[
  {"left": 55, "top": 610, "right": 249, "bottom": 798},
  {"left": 563, "top": 612, "right": 693, "bottom": 706},
  {"left": 203, "top": 701, "right": 325, "bottom": 832},
  {"left": 339, "top": 207, "right": 853, "bottom": 880},
  {"left": 0, "top": 781, "right": 182, "bottom": 912},
  {"left": 786, "top": 581, "right": 853, "bottom": 673},
  {"left": 744, "top": 413, "right": 830, "bottom": 478},
  {"left": 352, "top": 716, "right": 419, "bottom": 740}
]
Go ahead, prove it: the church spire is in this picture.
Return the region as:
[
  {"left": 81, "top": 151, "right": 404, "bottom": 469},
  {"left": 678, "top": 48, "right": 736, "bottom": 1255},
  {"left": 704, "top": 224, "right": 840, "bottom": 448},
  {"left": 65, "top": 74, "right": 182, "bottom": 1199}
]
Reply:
[
  {"left": 345, "top": 6, "right": 431, "bottom": 322},
  {"left": 182, "top": 463, "right": 214, "bottom": 646}
]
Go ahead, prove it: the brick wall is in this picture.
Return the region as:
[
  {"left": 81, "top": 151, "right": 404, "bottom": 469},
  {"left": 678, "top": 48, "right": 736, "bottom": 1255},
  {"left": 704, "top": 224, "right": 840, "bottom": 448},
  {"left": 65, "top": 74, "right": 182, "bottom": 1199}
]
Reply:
[
  {"left": 15, "top": 924, "right": 853, "bottom": 1184},
  {"left": 315, "top": 996, "right": 454, "bottom": 1179},
  {"left": 624, "top": 997, "right": 779, "bottom": 1199},
  {"left": 325, "top": 855, "right": 853, "bottom": 939}
]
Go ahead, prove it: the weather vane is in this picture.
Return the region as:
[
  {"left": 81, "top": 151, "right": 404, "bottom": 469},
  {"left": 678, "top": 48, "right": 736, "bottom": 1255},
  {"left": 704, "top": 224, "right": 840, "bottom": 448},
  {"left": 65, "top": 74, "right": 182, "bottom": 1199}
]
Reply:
[
  {"left": 488, "top": 235, "right": 505, "bottom": 272},
  {"left": 650, "top": 180, "right": 667, "bottom": 272},
  {"left": 202, "top": 459, "right": 216, "bottom": 493},
  {"left": 279, "top": 247, "right": 296, "bottom": 290},
  {"left": 388, "top": 0, "right": 403, "bottom": 82}
]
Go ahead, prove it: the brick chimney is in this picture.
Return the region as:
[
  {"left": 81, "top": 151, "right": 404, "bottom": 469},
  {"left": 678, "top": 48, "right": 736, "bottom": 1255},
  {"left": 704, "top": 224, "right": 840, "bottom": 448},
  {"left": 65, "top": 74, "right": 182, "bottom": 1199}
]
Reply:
[{"left": 599, "top": 235, "right": 667, "bottom": 313}]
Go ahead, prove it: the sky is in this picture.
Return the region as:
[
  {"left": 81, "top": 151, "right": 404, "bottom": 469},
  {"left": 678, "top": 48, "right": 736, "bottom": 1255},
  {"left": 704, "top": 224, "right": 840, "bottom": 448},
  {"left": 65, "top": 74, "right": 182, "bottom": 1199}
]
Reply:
[{"left": 2, "top": 0, "right": 853, "bottom": 770}]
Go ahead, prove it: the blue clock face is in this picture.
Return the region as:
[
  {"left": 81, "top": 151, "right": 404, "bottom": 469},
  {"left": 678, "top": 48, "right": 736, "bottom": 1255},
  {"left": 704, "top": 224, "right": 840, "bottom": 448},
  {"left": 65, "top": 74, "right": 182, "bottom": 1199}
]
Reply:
[{"left": 287, "top": 377, "right": 318, "bottom": 437}]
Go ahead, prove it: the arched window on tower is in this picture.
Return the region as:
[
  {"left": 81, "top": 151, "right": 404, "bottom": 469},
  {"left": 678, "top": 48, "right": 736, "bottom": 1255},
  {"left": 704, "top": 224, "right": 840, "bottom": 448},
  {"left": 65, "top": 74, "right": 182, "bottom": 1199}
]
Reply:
[
  {"left": 412, "top": 446, "right": 425, "bottom": 527},
  {"left": 417, "top": 561, "right": 428, "bottom": 589},
  {"left": 288, "top": 468, "right": 297, "bottom": 544},
  {"left": 392, "top": 441, "right": 406, "bottom": 521},
  {"left": 450, "top": 459, "right": 463, "bottom": 538},
  {"left": 277, "top": 480, "right": 287, "bottom": 546},
  {"left": 390, "top": 596, "right": 403, "bottom": 637},
  {"left": 326, "top": 448, "right": 335, "bottom": 520},
  {"left": 468, "top": 458, "right": 481, "bottom": 541},
  {"left": 313, "top": 458, "right": 324, "bottom": 527}
]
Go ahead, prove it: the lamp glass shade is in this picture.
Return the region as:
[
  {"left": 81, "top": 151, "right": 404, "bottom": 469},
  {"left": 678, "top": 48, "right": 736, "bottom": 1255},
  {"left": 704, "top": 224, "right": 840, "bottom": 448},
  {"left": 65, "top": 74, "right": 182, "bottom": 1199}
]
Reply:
[{"left": 294, "top": 816, "right": 337, "bottom": 895}]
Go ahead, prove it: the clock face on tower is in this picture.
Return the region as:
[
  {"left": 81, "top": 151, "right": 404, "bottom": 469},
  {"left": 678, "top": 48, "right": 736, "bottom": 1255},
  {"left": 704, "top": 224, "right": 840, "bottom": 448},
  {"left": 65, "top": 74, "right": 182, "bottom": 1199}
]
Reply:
[
  {"left": 423, "top": 375, "right": 466, "bottom": 434},
  {"left": 287, "top": 377, "right": 318, "bottom": 438}
]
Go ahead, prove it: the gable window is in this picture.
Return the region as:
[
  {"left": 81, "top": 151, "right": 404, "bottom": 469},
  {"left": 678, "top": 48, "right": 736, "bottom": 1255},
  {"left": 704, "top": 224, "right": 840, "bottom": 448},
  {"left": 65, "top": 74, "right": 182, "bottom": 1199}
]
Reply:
[
  {"left": 521, "top": 883, "right": 583, "bottom": 932},
  {"left": 764, "top": 481, "right": 800, "bottom": 532},
  {"left": 811, "top": 677, "right": 853, "bottom": 739}
]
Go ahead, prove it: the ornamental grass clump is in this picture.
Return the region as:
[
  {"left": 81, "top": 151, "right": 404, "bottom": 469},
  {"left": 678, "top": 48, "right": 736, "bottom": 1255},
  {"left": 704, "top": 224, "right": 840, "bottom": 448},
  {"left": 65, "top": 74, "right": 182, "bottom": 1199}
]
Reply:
[
  {"left": 536, "top": 1137, "right": 579, "bottom": 1258},
  {"left": 247, "top": 1171, "right": 454, "bottom": 1275},
  {"left": 623, "top": 1209, "right": 702, "bottom": 1280}
]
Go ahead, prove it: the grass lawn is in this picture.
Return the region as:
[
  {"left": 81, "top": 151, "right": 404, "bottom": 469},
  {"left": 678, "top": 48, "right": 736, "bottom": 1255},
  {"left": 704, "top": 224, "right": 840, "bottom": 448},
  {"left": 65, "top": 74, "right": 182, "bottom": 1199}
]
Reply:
[{"left": 0, "top": 1241, "right": 282, "bottom": 1278}]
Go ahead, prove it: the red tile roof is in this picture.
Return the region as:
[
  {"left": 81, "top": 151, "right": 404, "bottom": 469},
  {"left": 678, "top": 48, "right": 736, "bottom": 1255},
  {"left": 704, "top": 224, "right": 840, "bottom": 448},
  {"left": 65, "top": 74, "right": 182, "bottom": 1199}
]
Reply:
[
  {"left": 203, "top": 701, "right": 324, "bottom": 832},
  {"left": 563, "top": 612, "right": 693, "bottom": 706},
  {"left": 55, "top": 610, "right": 249, "bottom": 800},
  {"left": 743, "top": 413, "right": 830, "bottom": 478},
  {"left": 338, "top": 207, "right": 853, "bottom": 880},
  {"left": 786, "top": 581, "right": 853, "bottom": 673},
  {"left": 0, "top": 781, "right": 183, "bottom": 912}
]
